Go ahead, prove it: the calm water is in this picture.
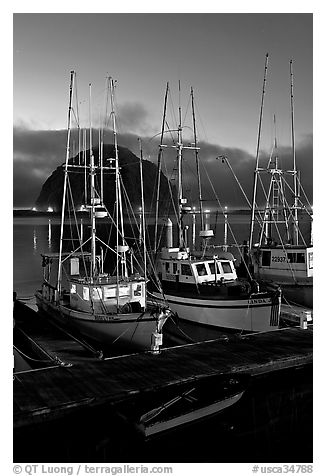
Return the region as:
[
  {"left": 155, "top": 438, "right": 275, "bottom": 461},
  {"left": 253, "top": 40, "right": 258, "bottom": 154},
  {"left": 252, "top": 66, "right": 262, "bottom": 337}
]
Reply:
[
  {"left": 13, "top": 214, "right": 313, "bottom": 463},
  {"left": 13, "top": 212, "right": 312, "bottom": 298}
]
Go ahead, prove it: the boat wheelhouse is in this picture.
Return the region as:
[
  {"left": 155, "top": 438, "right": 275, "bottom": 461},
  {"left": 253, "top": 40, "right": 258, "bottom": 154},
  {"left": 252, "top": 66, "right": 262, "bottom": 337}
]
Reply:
[{"left": 252, "top": 245, "right": 313, "bottom": 285}]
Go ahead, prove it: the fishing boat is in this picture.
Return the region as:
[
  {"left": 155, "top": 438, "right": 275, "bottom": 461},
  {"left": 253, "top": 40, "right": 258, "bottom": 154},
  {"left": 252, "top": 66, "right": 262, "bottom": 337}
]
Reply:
[
  {"left": 248, "top": 57, "right": 313, "bottom": 308},
  {"left": 114, "top": 373, "right": 249, "bottom": 438},
  {"left": 150, "top": 83, "right": 281, "bottom": 335},
  {"left": 35, "top": 71, "right": 170, "bottom": 352}
]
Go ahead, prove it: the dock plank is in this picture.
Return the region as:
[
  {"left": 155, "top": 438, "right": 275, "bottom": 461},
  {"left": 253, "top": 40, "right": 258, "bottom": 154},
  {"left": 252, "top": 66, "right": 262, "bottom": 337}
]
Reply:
[{"left": 13, "top": 326, "right": 312, "bottom": 429}]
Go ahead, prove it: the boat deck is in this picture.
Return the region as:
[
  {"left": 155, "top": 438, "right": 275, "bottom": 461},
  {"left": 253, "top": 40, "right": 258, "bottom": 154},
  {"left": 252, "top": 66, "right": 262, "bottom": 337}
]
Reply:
[{"left": 13, "top": 300, "right": 312, "bottom": 430}]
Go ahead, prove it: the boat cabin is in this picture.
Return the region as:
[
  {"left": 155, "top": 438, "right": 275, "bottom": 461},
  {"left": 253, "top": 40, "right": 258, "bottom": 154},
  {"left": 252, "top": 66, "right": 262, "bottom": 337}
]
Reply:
[
  {"left": 40, "top": 252, "right": 146, "bottom": 314},
  {"left": 68, "top": 277, "right": 146, "bottom": 314},
  {"left": 159, "top": 247, "right": 237, "bottom": 286},
  {"left": 252, "top": 245, "right": 313, "bottom": 283}
]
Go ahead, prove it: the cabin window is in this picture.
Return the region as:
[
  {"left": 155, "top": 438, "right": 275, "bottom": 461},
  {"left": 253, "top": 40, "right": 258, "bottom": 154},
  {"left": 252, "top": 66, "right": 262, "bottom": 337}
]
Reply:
[
  {"left": 262, "top": 250, "right": 271, "bottom": 266},
  {"left": 165, "top": 262, "right": 170, "bottom": 273},
  {"left": 83, "top": 286, "right": 90, "bottom": 301},
  {"left": 208, "top": 262, "right": 220, "bottom": 274},
  {"left": 70, "top": 284, "right": 76, "bottom": 294},
  {"left": 173, "top": 263, "right": 178, "bottom": 274},
  {"left": 221, "top": 261, "right": 232, "bottom": 274},
  {"left": 287, "top": 252, "right": 305, "bottom": 264},
  {"left": 70, "top": 257, "right": 79, "bottom": 275},
  {"left": 92, "top": 287, "right": 103, "bottom": 300},
  {"left": 297, "top": 253, "right": 305, "bottom": 263},
  {"left": 287, "top": 252, "right": 295, "bottom": 263},
  {"left": 134, "top": 284, "right": 142, "bottom": 296},
  {"left": 181, "top": 264, "right": 192, "bottom": 276},
  {"left": 195, "top": 263, "right": 207, "bottom": 276}
]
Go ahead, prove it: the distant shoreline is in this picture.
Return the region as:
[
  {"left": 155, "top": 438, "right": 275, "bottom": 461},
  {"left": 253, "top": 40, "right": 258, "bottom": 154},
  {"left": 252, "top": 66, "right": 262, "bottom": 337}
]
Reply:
[{"left": 13, "top": 208, "right": 252, "bottom": 217}]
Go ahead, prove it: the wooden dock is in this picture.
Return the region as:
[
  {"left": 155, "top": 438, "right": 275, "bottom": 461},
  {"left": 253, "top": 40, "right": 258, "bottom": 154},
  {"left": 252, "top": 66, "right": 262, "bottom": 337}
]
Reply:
[
  {"left": 14, "top": 299, "right": 313, "bottom": 430},
  {"left": 14, "top": 299, "right": 103, "bottom": 366}
]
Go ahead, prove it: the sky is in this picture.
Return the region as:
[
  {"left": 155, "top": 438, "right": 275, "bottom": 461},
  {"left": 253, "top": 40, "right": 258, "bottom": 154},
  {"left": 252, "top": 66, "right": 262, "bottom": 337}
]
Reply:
[{"left": 12, "top": 10, "right": 313, "bottom": 209}]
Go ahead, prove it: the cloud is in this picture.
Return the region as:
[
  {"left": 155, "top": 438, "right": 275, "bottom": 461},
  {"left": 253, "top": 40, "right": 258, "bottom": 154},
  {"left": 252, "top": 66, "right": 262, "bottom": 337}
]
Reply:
[
  {"left": 13, "top": 125, "right": 313, "bottom": 209},
  {"left": 116, "top": 102, "right": 155, "bottom": 135}
]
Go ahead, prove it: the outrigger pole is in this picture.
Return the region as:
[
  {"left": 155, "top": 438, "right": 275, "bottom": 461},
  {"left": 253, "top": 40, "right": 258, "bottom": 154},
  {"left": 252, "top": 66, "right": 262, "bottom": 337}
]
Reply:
[
  {"left": 249, "top": 53, "right": 269, "bottom": 250},
  {"left": 57, "top": 70, "right": 75, "bottom": 298}
]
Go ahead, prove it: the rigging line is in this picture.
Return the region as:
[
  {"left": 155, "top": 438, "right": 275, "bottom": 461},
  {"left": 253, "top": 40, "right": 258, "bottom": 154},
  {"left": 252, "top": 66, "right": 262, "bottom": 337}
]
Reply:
[
  {"left": 216, "top": 155, "right": 252, "bottom": 209},
  {"left": 118, "top": 178, "right": 150, "bottom": 276},
  {"left": 266, "top": 214, "right": 300, "bottom": 283},
  {"left": 66, "top": 177, "right": 91, "bottom": 278},
  {"left": 249, "top": 53, "right": 269, "bottom": 250},
  {"left": 119, "top": 178, "right": 143, "bottom": 244},
  {"left": 182, "top": 90, "right": 192, "bottom": 126},
  {"left": 192, "top": 92, "right": 211, "bottom": 146},
  {"left": 74, "top": 74, "right": 80, "bottom": 125},
  {"left": 162, "top": 156, "right": 179, "bottom": 219},
  {"left": 295, "top": 175, "right": 313, "bottom": 212},
  {"left": 119, "top": 192, "right": 162, "bottom": 286},
  {"left": 260, "top": 166, "right": 307, "bottom": 247},
  {"left": 13, "top": 345, "right": 53, "bottom": 364},
  {"left": 202, "top": 166, "right": 253, "bottom": 279},
  {"left": 96, "top": 236, "right": 118, "bottom": 255},
  {"left": 168, "top": 87, "right": 178, "bottom": 132},
  {"left": 71, "top": 108, "right": 80, "bottom": 128}
]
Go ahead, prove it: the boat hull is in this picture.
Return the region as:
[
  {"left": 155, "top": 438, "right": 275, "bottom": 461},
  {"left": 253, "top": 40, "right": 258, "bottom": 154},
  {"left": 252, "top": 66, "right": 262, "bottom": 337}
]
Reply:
[
  {"left": 264, "top": 281, "right": 313, "bottom": 308},
  {"left": 115, "top": 373, "right": 249, "bottom": 439},
  {"left": 140, "top": 390, "right": 244, "bottom": 438},
  {"left": 152, "top": 291, "right": 280, "bottom": 333},
  {"left": 35, "top": 291, "right": 167, "bottom": 351}
]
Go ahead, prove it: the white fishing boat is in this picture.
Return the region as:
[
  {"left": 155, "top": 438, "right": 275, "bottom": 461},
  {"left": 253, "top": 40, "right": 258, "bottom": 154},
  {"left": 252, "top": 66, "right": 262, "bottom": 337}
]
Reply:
[
  {"left": 248, "top": 57, "right": 313, "bottom": 308},
  {"left": 150, "top": 83, "right": 281, "bottom": 334},
  {"left": 114, "top": 373, "right": 249, "bottom": 438},
  {"left": 36, "top": 71, "right": 170, "bottom": 352}
]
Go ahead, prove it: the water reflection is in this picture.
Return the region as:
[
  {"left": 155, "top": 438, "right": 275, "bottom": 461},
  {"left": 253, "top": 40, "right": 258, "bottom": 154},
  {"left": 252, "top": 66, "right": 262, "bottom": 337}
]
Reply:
[
  {"left": 33, "top": 228, "right": 37, "bottom": 253},
  {"left": 48, "top": 219, "right": 52, "bottom": 249}
]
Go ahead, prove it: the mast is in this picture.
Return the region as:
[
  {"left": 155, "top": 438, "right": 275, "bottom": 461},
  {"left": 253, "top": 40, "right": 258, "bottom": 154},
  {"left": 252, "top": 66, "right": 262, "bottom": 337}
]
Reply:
[
  {"left": 177, "top": 80, "right": 183, "bottom": 248},
  {"left": 138, "top": 138, "right": 147, "bottom": 282},
  {"left": 57, "top": 70, "right": 75, "bottom": 298},
  {"left": 99, "top": 111, "right": 104, "bottom": 203},
  {"left": 249, "top": 53, "right": 269, "bottom": 250},
  {"left": 290, "top": 59, "right": 299, "bottom": 245},
  {"left": 154, "top": 82, "right": 169, "bottom": 253},
  {"left": 109, "top": 77, "right": 128, "bottom": 283},
  {"left": 83, "top": 128, "right": 87, "bottom": 207},
  {"left": 89, "top": 83, "right": 97, "bottom": 280},
  {"left": 191, "top": 87, "right": 204, "bottom": 232}
]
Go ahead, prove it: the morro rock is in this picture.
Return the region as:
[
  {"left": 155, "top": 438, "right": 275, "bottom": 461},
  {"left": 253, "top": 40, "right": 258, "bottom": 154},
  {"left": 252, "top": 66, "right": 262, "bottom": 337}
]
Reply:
[{"left": 35, "top": 144, "right": 172, "bottom": 214}]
